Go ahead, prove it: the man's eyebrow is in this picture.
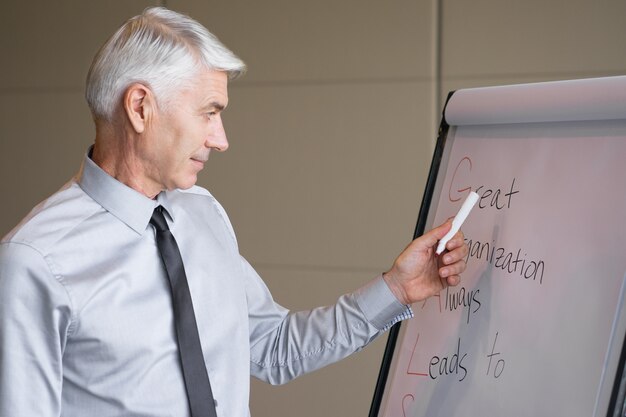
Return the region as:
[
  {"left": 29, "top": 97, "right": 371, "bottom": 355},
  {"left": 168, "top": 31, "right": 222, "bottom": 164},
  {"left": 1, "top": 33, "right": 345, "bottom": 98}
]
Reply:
[{"left": 203, "top": 101, "right": 226, "bottom": 111}]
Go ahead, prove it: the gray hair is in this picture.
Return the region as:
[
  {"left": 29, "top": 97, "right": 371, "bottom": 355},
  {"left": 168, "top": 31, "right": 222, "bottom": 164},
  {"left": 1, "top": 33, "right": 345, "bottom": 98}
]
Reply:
[{"left": 85, "top": 7, "right": 246, "bottom": 121}]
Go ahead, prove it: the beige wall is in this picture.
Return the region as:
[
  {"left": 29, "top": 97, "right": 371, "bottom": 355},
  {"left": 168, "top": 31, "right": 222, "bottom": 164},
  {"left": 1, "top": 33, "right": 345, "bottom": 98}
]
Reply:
[{"left": 2, "top": 1, "right": 626, "bottom": 416}]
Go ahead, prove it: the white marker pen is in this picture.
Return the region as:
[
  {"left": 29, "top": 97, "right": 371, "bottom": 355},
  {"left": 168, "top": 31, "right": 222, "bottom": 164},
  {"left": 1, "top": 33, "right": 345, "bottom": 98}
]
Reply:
[{"left": 436, "top": 191, "right": 479, "bottom": 255}]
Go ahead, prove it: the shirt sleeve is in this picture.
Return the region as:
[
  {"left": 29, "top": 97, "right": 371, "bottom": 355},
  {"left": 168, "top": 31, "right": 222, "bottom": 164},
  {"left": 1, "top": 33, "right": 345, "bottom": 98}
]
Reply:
[
  {"left": 243, "top": 257, "right": 411, "bottom": 385},
  {"left": 0, "top": 242, "right": 73, "bottom": 417}
]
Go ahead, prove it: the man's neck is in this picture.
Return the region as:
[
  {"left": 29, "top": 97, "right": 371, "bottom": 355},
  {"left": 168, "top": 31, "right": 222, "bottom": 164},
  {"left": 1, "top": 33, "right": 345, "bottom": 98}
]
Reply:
[{"left": 91, "top": 128, "right": 162, "bottom": 199}]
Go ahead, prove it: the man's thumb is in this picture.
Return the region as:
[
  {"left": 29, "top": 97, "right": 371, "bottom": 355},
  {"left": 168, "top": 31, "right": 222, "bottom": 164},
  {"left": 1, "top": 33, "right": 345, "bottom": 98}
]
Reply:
[{"left": 420, "top": 219, "right": 453, "bottom": 248}]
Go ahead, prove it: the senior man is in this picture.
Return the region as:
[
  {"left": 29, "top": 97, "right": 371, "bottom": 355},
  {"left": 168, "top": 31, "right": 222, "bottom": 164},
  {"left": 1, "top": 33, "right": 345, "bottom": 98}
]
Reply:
[{"left": 0, "top": 7, "right": 467, "bottom": 417}]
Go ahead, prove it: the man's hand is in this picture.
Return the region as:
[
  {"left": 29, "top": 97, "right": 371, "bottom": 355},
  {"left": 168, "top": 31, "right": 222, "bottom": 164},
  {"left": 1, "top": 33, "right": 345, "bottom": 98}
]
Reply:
[{"left": 383, "top": 220, "right": 469, "bottom": 305}]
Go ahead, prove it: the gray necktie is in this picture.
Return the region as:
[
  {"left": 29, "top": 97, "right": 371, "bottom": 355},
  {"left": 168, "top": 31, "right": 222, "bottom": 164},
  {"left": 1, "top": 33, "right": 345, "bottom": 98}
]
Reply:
[{"left": 150, "top": 206, "right": 218, "bottom": 417}]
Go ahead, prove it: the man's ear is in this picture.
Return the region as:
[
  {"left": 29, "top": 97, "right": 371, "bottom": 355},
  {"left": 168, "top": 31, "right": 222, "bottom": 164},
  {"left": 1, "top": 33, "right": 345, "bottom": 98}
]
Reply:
[{"left": 123, "top": 83, "right": 156, "bottom": 134}]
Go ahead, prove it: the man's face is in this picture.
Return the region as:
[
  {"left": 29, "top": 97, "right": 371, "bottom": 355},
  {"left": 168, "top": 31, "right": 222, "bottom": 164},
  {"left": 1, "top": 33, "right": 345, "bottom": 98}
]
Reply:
[{"left": 143, "top": 69, "right": 229, "bottom": 192}]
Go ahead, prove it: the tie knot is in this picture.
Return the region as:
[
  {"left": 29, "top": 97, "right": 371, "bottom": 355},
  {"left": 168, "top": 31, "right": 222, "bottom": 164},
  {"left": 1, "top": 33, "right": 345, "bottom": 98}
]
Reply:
[{"left": 150, "top": 206, "right": 169, "bottom": 232}]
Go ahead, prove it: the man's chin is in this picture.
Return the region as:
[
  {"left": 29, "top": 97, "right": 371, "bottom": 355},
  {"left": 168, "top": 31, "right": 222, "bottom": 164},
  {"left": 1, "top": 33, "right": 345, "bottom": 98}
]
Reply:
[{"left": 173, "top": 175, "right": 199, "bottom": 191}]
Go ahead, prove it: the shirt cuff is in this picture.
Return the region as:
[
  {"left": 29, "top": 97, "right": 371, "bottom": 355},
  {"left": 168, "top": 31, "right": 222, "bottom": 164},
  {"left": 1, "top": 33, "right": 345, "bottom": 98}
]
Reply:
[{"left": 354, "top": 275, "right": 414, "bottom": 331}]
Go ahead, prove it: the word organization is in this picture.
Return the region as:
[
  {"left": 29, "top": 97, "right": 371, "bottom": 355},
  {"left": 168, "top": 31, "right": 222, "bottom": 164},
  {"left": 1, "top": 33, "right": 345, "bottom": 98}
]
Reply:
[{"left": 464, "top": 236, "right": 545, "bottom": 284}]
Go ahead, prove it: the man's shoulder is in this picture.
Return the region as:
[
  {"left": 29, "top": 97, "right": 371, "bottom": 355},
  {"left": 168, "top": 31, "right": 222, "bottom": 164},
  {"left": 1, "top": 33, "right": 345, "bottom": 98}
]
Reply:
[
  {"left": 176, "top": 185, "right": 215, "bottom": 199},
  {"left": 2, "top": 180, "right": 100, "bottom": 253},
  {"left": 168, "top": 186, "right": 238, "bottom": 244},
  {"left": 170, "top": 185, "right": 221, "bottom": 210}
]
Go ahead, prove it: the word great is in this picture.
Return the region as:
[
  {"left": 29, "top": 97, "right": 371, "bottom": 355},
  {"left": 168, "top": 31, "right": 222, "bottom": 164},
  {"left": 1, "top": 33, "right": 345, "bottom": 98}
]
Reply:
[{"left": 448, "top": 156, "right": 520, "bottom": 209}]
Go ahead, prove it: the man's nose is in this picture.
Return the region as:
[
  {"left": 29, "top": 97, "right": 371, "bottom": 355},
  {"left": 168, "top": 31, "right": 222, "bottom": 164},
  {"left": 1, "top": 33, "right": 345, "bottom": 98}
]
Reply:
[{"left": 208, "top": 114, "right": 229, "bottom": 152}]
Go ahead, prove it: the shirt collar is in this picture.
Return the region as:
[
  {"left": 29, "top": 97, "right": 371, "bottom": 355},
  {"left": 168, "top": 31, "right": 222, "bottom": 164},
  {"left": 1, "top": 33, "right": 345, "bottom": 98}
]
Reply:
[{"left": 77, "top": 146, "right": 175, "bottom": 234}]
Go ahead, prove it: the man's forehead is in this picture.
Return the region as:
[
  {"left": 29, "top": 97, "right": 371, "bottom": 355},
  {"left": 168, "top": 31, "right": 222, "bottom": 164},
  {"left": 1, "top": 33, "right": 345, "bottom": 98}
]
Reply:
[
  {"left": 201, "top": 69, "right": 228, "bottom": 88},
  {"left": 190, "top": 69, "right": 229, "bottom": 108}
]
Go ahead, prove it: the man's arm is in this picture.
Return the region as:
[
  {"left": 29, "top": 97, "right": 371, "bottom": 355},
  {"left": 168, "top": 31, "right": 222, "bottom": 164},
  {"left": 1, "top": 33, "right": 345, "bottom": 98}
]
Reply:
[
  {"left": 0, "top": 242, "right": 72, "bottom": 417},
  {"left": 245, "top": 220, "right": 467, "bottom": 385},
  {"left": 246, "top": 266, "right": 407, "bottom": 385}
]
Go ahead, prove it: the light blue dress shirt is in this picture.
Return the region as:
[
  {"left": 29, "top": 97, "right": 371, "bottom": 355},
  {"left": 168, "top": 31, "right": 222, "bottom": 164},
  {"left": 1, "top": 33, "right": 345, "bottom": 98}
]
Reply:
[{"left": 0, "top": 150, "right": 412, "bottom": 417}]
